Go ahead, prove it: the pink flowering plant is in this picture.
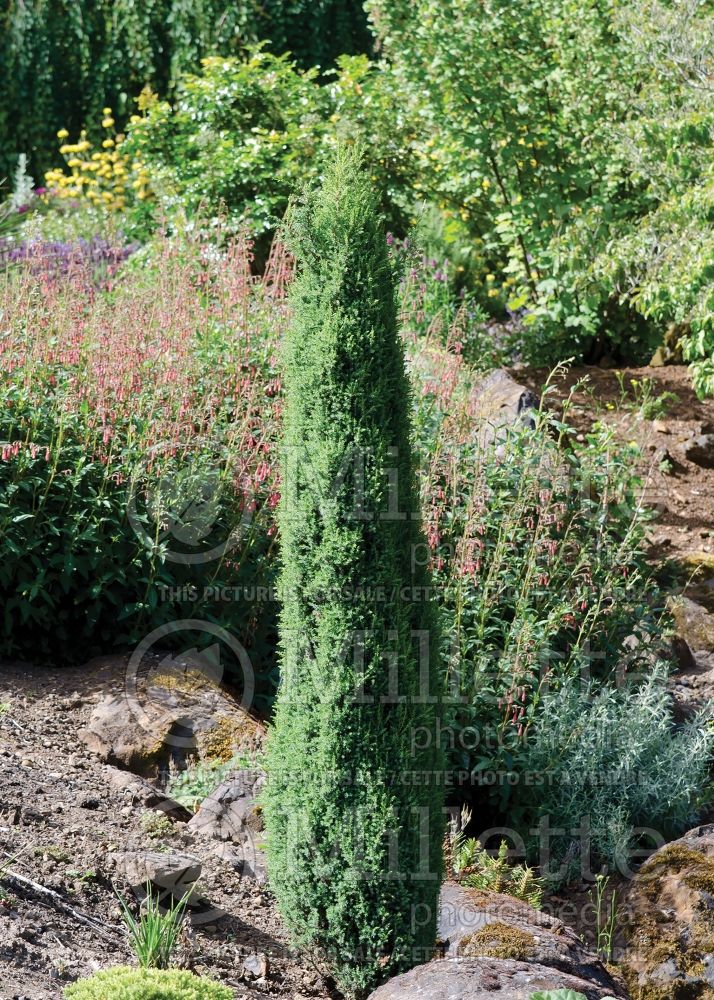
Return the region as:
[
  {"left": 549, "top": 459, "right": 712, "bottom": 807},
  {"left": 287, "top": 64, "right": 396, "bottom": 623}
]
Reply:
[
  {"left": 409, "top": 325, "right": 662, "bottom": 823},
  {"left": 0, "top": 232, "right": 289, "bottom": 705}
]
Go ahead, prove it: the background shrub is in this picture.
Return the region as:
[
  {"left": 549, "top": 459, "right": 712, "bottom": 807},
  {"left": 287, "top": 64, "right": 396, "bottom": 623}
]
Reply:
[
  {"left": 63, "top": 966, "right": 232, "bottom": 1000},
  {"left": 263, "top": 150, "right": 444, "bottom": 997},
  {"left": 121, "top": 49, "right": 414, "bottom": 243},
  {"left": 0, "top": 0, "right": 372, "bottom": 182}
]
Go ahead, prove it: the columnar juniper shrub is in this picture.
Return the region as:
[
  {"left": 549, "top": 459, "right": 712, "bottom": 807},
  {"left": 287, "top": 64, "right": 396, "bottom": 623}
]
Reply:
[{"left": 263, "top": 150, "right": 445, "bottom": 997}]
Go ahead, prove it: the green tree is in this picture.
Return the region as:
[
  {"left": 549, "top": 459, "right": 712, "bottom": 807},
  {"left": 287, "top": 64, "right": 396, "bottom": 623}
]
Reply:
[
  {"left": 263, "top": 148, "right": 445, "bottom": 998},
  {"left": 367, "top": 0, "right": 657, "bottom": 363}
]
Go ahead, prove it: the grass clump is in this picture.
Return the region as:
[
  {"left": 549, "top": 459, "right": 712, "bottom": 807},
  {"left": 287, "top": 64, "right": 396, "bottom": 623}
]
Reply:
[{"left": 117, "top": 885, "right": 190, "bottom": 969}]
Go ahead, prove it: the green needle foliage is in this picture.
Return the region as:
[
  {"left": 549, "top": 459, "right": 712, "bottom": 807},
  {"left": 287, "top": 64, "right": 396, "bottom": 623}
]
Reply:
[
  {"left": 263, "top": 148, "right": 445, "bottom": 998},
  {"left": 63, "top": 967, "right": 232, "bottom": 1000}
]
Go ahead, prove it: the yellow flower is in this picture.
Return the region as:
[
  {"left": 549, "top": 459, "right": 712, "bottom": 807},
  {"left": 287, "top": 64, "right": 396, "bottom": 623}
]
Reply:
[
  {"left": 102, "top": 138, "right": 114, "bottom": 148},
  {"left": 102, "top": 117, "right": 115, "bottom": 129},
  {"left": 487, "top": 288, "right": 500, "bottom": 297},
  {"left": 481, "top": 178, "right": 491, "bottom": 190},
  {"left": 102, "top": 107, "right": 112, "bottom": 116},
  {"left": 57, "top": 128, "right": 69, "bottom": 140}
]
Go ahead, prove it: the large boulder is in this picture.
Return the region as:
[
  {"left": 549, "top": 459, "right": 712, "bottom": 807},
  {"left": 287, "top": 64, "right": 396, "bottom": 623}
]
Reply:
[
  {"left": 369, "top": 883, "right": 627, "bottom": 999},
  {"left": 367, "top": 957, "right": 622, "bottom": 999},
  {"left": 79, "top": 659, "right": 264, "bottom": 775},
  {"left": 620, "top": 825, "right": 714, "bottom": 1000},
  {"left": 439, "top": 883, "right": 621, "bottom": 991}
]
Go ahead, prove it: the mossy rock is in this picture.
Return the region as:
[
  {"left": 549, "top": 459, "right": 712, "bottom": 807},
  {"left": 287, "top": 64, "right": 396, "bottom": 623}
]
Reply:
[
  {"left": 621, "top": 827, "right": 714, "bottom": 999},
  {"left": 195, "top": 713, "right": 258, "bottom": 763},
  {"left": 458, "top": 921, "right": 536, "bottom": 961},
  {"left": 63, "top": 966, "right": 232, "bottom": 999}
]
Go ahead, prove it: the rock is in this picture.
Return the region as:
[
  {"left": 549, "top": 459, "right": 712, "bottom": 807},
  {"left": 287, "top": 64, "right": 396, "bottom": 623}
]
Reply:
[
  {"left": 187, "top": 769, "right": 265, "bottom": 843},
  {"left": 438, "top": 883, "right": 621, "bottom": 992},
  {"left": 409, "top": 353, "right": 539, "bottom": 449},
  {"left": 79, "top": 673, "right": 264, "bottom": 776},
  {"left": 649, "top": 323, "right": 686, "bottom": 367},
  {"left": 113, "top": 850, "right": 201, "bottom": 897},
  {"left": 620, "top": 824, "right": 714, "bottom": 1000},
  {"left": 669, "top": 596, "right": 714, "bottom": 652},
  {"left": 102, "top": 765, "right": 192, "bottom": 821},
  {"left": 77, "top": 795, "right": 101, "bottom": 810},
  {"left": 671, "top": 635, "right": 697, "bottom": 673},
  {"left": 367, "top": 957, "right": 624, "bottom": 999},
  {"left": 469, "top": 369, "right": 540, "bottom": 448},
  {"left": 682, "top": 434, "right": 714, "bottom": 469},
  {"left": 243, "top": 952, "right": 269, "bottom": 978},
  {"left": 188, "top": 769, "right": 267, "bottom": 882}
]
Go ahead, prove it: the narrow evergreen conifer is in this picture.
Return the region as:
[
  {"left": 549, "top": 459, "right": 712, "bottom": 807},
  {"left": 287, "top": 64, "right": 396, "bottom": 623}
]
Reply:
[{"left": 263, "top": 148, "right": 444, "bottom": 998}]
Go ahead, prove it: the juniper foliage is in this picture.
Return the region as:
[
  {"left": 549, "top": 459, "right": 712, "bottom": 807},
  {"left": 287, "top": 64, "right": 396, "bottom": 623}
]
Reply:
[{"left": 263, "top": 148, "right": 445, "bottom": 997}]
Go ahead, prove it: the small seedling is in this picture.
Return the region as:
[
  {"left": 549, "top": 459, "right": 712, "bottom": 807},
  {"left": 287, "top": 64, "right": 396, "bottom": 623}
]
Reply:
[
  {"left": 614, "top": 371, "right": 678, "bottom": 420},
  {"left": 590, "top": 872, "right": 619, "bottom": 963},
  {"left": 140, "top": 812, "right": 175, "bottom": 840},
  {"left": 449, "top": 813, "right": 544, "bottom": 908}
]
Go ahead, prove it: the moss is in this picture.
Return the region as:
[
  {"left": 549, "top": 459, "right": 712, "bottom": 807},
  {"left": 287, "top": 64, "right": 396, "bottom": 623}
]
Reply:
[
  {"left": 195, "top": 715, "right": 255, "bottom": 763},
  {"left": 147, "top": 668, "right": 220, "bottom": 697},
  {"left": 457, "top": 921, "right": 536, "bottom": 961},
  {"left": 642, "top": 845, "right": 708, "bottom": 875},
  {"left": 686, "top": 871, "right": 714, "bottom": 895}
]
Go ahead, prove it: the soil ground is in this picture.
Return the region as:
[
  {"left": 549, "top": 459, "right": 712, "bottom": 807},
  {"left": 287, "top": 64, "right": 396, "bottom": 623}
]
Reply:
[{"left": 1, "top": 363, "right": 713, "bottom": 999}]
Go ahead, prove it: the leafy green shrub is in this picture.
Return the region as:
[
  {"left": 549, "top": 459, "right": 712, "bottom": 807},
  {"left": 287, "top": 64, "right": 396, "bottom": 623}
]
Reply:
[
  {"left": 583, "top": 1, "right": 714, "bottom": 397},
  {"left": 263, "top": 149, "right": 444, "bottom": 997},
  {"left": 123, "top": 49, "right": 415, "bottom": 240},
  {"left": 63, "top": 966, "right": 232, "bottom": 1000},
  {"left": 368, "top": 0, "right": 660, "bottom": 363},
  {"left": 517, "top": 671, "right": 714, "bottom": 886}
]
